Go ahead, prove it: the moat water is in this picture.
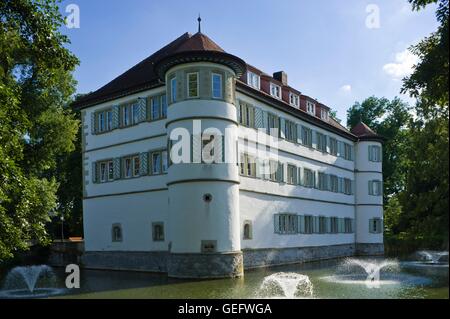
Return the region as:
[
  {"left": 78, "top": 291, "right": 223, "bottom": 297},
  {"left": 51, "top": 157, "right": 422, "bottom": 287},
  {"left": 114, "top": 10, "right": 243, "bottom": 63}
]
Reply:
[{"left": 0, "top": 255, "right": 448, "bottom": 299}]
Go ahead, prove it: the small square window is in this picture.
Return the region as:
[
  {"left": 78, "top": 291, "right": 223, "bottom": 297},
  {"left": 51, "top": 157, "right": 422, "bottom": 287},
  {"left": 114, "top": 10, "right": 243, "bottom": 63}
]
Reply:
[
  {"left": 112, "top": 224, "right": 122, "bottom": 242},
  {"left": 270, "top": 83, "right": 282, "bottom": 99},
  {"left": 152, "top": 222, "right": 164, "bottom": 241},
  {"left": 306, "top": 101, "right": 316, "bottom": 115}
]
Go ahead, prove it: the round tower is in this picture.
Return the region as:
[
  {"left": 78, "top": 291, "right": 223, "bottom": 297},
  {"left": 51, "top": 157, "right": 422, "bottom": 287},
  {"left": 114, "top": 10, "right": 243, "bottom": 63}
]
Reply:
[
  {"left": 154, "top": 32, "right": 246, "bottom": 278},
  {"left": 352, "top": 122, "right": 385, "bottom": 256}
]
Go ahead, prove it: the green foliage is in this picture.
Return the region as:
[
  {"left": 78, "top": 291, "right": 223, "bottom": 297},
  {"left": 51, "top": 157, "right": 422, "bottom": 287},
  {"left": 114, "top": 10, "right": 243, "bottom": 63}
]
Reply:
[
  {"left": 0, "top": 0, "right": 79, "bottom": 261},
  {"left": 347, "top": 96, "right": 412, "bottom": 199}
]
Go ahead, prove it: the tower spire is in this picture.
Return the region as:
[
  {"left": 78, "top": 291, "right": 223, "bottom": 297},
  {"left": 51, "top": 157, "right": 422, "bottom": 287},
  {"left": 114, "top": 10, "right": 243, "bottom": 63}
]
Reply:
[{"left": 197, "top": 14, "right": 202, "bottom": 33}]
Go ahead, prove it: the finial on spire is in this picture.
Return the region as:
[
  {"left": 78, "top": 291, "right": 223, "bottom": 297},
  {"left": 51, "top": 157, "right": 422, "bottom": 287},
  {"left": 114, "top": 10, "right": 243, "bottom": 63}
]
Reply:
[{"left": 197, "top": 14, "right": 202, "bottom": 33}]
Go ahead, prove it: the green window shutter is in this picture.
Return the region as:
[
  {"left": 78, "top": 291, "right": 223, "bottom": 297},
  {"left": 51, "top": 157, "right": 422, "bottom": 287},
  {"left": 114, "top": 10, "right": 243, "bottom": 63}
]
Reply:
[
  {"left": 369, "top": 218, "right": 374, "bottom": 233},
  {"left": 368, "top": 145, "right": 373, "bottom": 161},
  {"left": 91, "top": 112, "right": 97, "bottom": 135},
  {"left": 236, "top": 101, "right": 241, "bottom": 123},
  {"left": 337, "top": 141, "right": 343, "bottom": 157},
  {"left": 274, "top": 214, "right": 280, "bottom": 234},
  {"left": 112, "top": 105, "right": 120, "bottom": 129},
  {"left": 312, "top": 171, "right": 317, "bottom": 188},
  {"left": 279, "top": 118, "right": 286, "bottom": 139},
  {"left": 296, "top": 124, "right": 302, "bottom": 144},
  {"left": 312, "top": 131, "right": 318, "bottom": 149},
  {"left": 298, "top": 215, "right": 305, "bottom": 234},
  {"left": 292, "top": 166, "right": 298, "bottom": 184},
  {"left": 113, "top": 158, "right": 121, "bottom": 180},
  {"left": 92, "top": 162, "right": 97, "bottom": 183},
  {"left": 326, "top": 217, "right": 331, "bottom": 233},
  {"left": 368, "top": 181, "right": 373, "bottom": 195},
  {"left": 281, "top": 163, "right": 285, "bottom": 183},
  {"left": 298, "top": 167, "right": 302, "bottom": 186},
  {"left": 313, "top": 216, "right": 319, "bottom": 233},
  {"left": 137, "top": 98, "right": 147, "bottom": 122},
  {"left": 262, "top": 111, "right": 268, "bottom": 131},
  {"left": 255, "top": 159, "right": 262, "bottom": 179},
  {"left": 139, "top": 152, "right": 148, "bottom": 176},
  {"left": 254, "top": 107, "right": 263, "bottom": 129},
  {"left": 338, "top": 177, "right": 343, "bottom": 193}
]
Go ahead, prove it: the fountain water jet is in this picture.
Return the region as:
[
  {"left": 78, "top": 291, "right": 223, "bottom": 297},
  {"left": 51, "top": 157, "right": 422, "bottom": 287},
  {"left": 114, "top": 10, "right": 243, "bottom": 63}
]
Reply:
[
  {"left": 416, "top": 251, "right": 448, "bottom": 264},
  {"left": 343, "top": 258, "right": 400, "bottom": 288},
  {"left": 0, "top": 265, "right": 64, "bottom": 298},
  {"left": 258, "top": 272, "right": 313, "bottom": 298}
]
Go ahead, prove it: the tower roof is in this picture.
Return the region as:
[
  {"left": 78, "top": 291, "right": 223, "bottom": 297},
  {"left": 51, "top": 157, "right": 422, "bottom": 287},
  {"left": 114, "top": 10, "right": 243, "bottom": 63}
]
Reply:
[{"left": 350, "top": 121, "right": 384, "bottom": 142}]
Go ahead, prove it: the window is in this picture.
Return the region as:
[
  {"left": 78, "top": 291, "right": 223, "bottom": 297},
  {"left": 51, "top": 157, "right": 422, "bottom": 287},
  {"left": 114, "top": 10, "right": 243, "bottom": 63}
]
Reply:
[
  {"left": 369, "top": 180, "right": 382, "bottom": 196},
  {"left": 268, "top": 160, "right": 279, "bottom": 182},
  {"left": 318, "top": 172, "right": 328, "bottom": 190},
  {"left": 330, "top": 175, "right": 338, "bottom": 192},
  {"left": 305, "top": 215, "right": 314, "bottom": 234},
  {"left": 329, "top": 137, "right": 338, "bottom": 156},
  {"left": 100, "top": 162, "right": 107, "bottom": 182},
  {"left": 321, "top": 108, "right": 329, "bottom": 121},
  {"left": 123, "top": 157, "right": 132, "bottom": 178},
  {"left": 275, "top": 214, "right": 297, "bottom": 234},
  {"left": 132, "top": 102, "right": 140, "bottom": 124},
  {"left": 152, "top": 222, "right": 164, "bottom": 241},
  {"left": 238, "top": 102, "right": 255, "bottom": 128},
  {"left": 161, "top": 94, "right": 167, "bottom": 118},
  {"left": 133, "top": 156, "right": 140, "bottom": 177},
  {"left": 268, "top": 113, "right": 279, "bottom": 136},
  {"left": 151, "top": 151, "right": 162, "bottom": 175},
  {"left": 306, "top": 101, "right": 316, "bottom": 115},
  {"left": 284, "top": 120, "right": 297, "bottom": 142},
  {"left": 240, "top": 153, "right": 256, "bottom": 177},
  {"left": 287, "top": 164, "right": 297, "bottom": 185},
  {"left": 247, "top": 71, "right": 260, "bottom": 89},
  {"left": 96, "top": 109, "right": 113, "bottom": 133},
  {"left": 112, "top": 224, "right": 122, "bottom": 242},
  {"left": 162, "top": 150, "right": 168, "bottom": 173},
  {"left": 121, "top": 104, "right": 131, "bottom": 127},
  {"left": 289, "top": 92, "right": 299, "bottom": 108},
  {"left": 187, "top": 72, "right": 199, "bottom": 98},
  {"left": 270, "top": 83, "right": 282, "bottom": 99},
  {"left": 151, "top": 96, "right": 160, "bottom": 120},
  {"left": 369, "top": 218, "right": 382, "bottom": 234},
  {"left": 344, "top": 143, "right": 353, "bottom": 161},
  {"left": 344, "top": 218, "right": 353, "bottom": 233},
  {"left": 301, "top": 126, "right": 313, "bottom": 147},
  {"left": 243, "top": 221, "right": 252, "bottom": 240},
  {"left": 344, "top": 178, "right": 352, "bottom": 195},
  {"left": 319, "top": 216, "right": 327, "bottom": 234},
  {"left": 316, "top": 132, "right": 327, "bottom": 153},
  {"left": 170, "top": 76, "right": 177, "bottom": 103},
  {"left": 330, "top": 217, "right": 338, "bottom": 233},
  {"left": 98, "top": 160, "right": 114, "bottom": 182},
  {"left": 212, "top": 73, "right": 223, "bottom": 99},
  {"left": 369, "top": 145, "right": 382, "bottom": 162},
  {"left": 303, "top": 168, "right": 315, "bottom": 188}
]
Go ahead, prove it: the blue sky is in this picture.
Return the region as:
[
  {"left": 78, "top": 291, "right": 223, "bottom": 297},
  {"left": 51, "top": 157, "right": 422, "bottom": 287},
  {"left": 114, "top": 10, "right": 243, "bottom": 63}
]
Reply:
[{"left": 61, "top": 0, "right": 438, "bottom": 125}]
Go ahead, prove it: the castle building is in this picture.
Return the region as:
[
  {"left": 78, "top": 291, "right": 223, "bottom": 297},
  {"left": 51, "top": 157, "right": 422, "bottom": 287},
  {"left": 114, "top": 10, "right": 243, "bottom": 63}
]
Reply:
[{"left": 74, "top": 29, "right": 384, "bottom": 278}]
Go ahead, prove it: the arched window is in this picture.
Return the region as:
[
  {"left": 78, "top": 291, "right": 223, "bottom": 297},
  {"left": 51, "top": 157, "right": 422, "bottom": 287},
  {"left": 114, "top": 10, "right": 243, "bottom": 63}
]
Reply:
[
  {"left": 243, "top": 221, "right": 252, "bottom": 240},
  {"left": 112, "top": 224, "right": 122, "bottom": 242},
  {"left": 152, "top": 222, "right": 164, "bottom": 241}
]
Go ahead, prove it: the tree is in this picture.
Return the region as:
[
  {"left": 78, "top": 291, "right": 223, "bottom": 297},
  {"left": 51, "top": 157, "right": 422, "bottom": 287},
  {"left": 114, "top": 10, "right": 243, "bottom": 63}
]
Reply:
[
  {"left": 0, "top": 0, "right": 79, "bottom": 261},
  {"left": 347, "top": 96, "right": 412, "bottom": 200}
]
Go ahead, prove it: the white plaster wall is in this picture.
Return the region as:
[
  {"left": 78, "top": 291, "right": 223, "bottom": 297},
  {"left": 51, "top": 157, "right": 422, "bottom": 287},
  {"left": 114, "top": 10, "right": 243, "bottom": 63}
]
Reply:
[
  {"left": 168, "top": 182, "right": 240, "bottom": 253},
  {"left": 355, "top": 141, "right": 382, "bottom": 172},
  {"left": 84, "top": 87, "right": 166, "bottom": 152},
  {"left": 83, "top": 191, "right": 168, "bottom": 251},
  {"left": 85, "top": 136, "right": 167, "bottom": 198},
  {"left": 168, "top": 99, "right": 237, "bottom": 123},
  {"left": 355, "top": 206, "right": 383, "bottom": 243},
  {"left": 239, "top": 191, "right": 354, "bottom": 249},
  {"left": 355, "top": 172, "right": 383, "bottom": 206}
]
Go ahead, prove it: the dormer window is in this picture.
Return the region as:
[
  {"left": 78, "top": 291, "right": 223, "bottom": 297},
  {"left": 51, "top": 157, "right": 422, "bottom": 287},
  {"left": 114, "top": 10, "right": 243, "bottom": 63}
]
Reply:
[
  {"left": 306, "top": 101, "right": 316, "bottom": 115},
  {"left": 270, "top": 83, "right": 282, "bottom": 99},
  {"left": 321, "top": 108, "right": 329, "bottom": 121},
  {"left": 247, "top": 71, "right": 260, "bottom": 89},
  {"left": 289, "top": 92, "right": 299, "bottom": 108}
]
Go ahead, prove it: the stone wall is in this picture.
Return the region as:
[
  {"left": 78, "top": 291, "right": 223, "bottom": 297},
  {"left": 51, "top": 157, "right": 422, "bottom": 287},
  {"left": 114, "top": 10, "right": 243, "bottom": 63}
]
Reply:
[
  {"left": 355, "top": 243, "right": 385, "bottom": 256},
  {"left": 243, "top": 244, "right": 356, "bottom": 269},
  {"left": 167, "top": 252, "right": 243, "bottom": 278},
  {"left": 81, "top": 251, "right": 168, "bottom": 273}
]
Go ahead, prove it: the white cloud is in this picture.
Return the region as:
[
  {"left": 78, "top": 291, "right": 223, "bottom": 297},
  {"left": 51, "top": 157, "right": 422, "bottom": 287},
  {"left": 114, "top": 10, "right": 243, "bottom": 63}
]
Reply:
[
  {"left": 383, "top": 50, "right": 419, "bottom": 79},
  {"left": 339, "top": 84, "right": 352, "bottom": 93}
]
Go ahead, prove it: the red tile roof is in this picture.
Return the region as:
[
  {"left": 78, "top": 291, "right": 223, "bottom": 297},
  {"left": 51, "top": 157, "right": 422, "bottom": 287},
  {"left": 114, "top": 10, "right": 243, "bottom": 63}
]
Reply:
[
  {"left": 351, "top": 122, "right": 384, "bottom": 141},
  {"left": 72, "top": 31, "right": 355, "bottom": 138}
]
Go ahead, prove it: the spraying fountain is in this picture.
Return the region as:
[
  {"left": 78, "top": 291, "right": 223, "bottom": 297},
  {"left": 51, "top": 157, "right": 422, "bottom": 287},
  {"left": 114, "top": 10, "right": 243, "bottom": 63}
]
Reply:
[
  {"left": 0, "top": 265, "right": 64, "bottom": 298},
  {"left": 416, "top": 251, "right": 449, "bottom": 264},
  {"left": 258, "top": 272, "right": 314, "bottom": 298},
  {"left": 342, "top": 258, "right": 399, "bottom": 288}
]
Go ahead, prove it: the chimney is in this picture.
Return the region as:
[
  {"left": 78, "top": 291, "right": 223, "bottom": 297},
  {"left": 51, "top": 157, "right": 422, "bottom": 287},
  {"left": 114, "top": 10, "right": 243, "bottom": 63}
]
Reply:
[{"left": 273, "top": 71, "right": 288, "bottom": 86}]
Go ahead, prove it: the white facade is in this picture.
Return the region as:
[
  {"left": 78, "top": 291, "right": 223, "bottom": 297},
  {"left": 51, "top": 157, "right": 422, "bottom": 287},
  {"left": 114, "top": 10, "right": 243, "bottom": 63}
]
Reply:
[{"left": 80, "top": 34, "right": 384, "bottom": 275}]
